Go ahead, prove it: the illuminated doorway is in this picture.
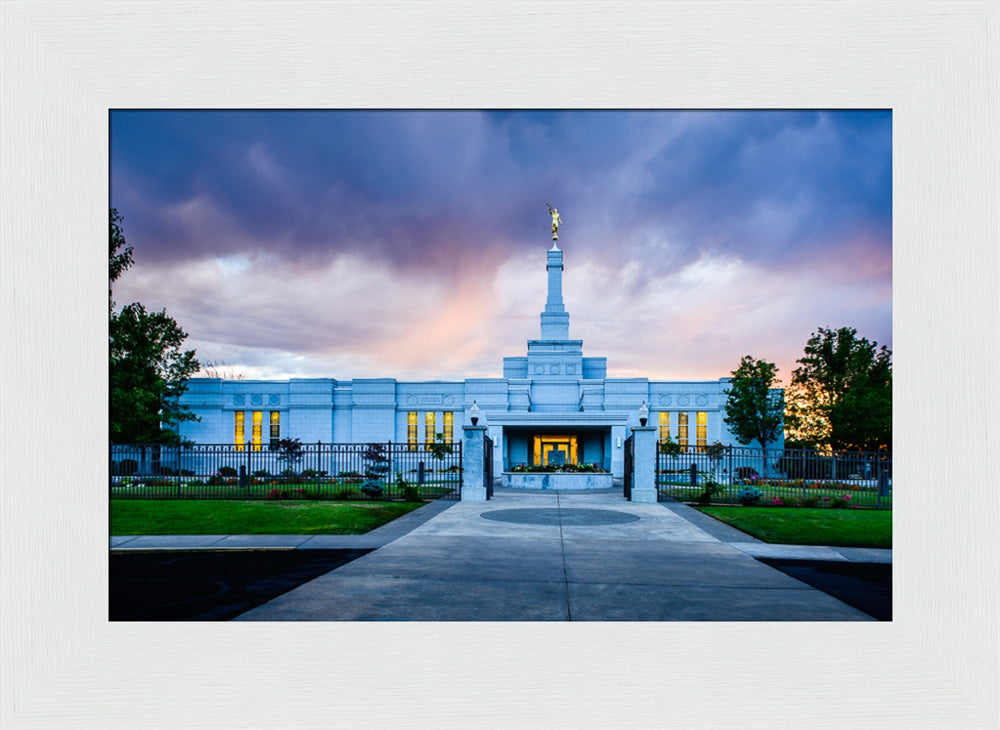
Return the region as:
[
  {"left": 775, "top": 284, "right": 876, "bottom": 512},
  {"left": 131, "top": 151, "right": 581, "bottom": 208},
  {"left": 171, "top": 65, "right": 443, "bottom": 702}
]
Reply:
[{"left": 533, "top": 435, "right": 578, "bottom": 466}]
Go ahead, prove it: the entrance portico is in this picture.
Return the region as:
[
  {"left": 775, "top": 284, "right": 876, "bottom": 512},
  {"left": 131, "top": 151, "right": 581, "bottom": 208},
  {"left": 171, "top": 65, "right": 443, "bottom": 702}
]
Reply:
[{"left": 487, "top": 412, "right": 630, "bottom": 476}]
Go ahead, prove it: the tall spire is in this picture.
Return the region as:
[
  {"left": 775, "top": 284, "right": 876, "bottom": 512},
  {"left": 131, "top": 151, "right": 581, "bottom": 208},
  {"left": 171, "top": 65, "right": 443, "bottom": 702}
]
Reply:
[{"left": 540, "top": 243, "right": 570, "bottom": 339}]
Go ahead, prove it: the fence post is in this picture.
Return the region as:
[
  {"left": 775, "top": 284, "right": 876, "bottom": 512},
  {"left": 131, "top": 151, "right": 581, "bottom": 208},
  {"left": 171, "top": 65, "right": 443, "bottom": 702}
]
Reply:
[
  {"left": 726, "top": 446, "right": 732, "bottom": 503},
  {"left": 629, "top": 426, "right": 658, "bottom": 503},
  {"left": 689, "top": 462, "right": 697, "bottom": 487},
  {"left": 461, "top": 425, "right": 487, "bottom": 501},
  {"left": 802, "top": 449, "right": 807, "bottom": 502}
]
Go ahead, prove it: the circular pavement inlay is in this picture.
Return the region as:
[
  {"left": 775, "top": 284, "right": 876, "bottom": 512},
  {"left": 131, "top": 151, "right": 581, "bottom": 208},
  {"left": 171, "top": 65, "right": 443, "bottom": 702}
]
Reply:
[{"left": 481, "top": 508, "right": 640, "bottom": 526}]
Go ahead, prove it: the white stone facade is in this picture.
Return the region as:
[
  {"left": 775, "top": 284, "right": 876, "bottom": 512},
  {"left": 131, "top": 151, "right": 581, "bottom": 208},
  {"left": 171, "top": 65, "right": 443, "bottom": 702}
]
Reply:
[{"left": 177, "top": 243, "right": 781, "bottom": 478}]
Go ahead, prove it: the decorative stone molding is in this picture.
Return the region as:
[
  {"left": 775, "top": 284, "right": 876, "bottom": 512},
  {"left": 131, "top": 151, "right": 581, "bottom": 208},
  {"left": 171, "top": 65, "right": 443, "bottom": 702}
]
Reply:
[
  {"left": 695, "top": 394, "right": 708, "bottom": 406},
  {"left": 658, "top": 395, "right": 671, "bottom": 406},
  {"left": 677, "top": 395, "right": 690, "bottom": 406},
  {"left": 251, "top": 394, "right": 263, "bottom": 406},
  {"left": 268, "top": 394, "right": 280, "bottom": 405},
  {"left": 233, "top": 394, "right": 245, "bottom": 405}
]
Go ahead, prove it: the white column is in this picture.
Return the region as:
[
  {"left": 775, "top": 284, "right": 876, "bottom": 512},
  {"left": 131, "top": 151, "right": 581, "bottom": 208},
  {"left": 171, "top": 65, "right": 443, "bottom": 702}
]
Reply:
[
  {"left": 630, "top": 425, "right": 658, "bottom": 503},
  {"left": 461, "top": 425, "right": 487, "bottom": 501}
]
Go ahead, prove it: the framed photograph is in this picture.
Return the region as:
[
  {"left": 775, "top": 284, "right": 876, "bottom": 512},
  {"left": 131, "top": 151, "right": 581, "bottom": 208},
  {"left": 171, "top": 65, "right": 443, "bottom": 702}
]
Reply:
[{"left": 2, "top": 2, "right": 997, "bottom": 727}]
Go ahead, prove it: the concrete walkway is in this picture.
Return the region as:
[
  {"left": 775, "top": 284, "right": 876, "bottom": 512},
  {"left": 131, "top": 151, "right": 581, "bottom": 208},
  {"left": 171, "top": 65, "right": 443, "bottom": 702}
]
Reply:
[{"left": 116, "top": 489, "right": 885, "bottom": 621}]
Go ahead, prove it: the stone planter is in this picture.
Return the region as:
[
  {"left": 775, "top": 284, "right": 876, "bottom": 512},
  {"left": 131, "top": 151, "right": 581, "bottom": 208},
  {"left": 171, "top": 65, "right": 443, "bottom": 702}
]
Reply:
[{"left": 502, "top": 471, "right": 613, "bottom": 490}]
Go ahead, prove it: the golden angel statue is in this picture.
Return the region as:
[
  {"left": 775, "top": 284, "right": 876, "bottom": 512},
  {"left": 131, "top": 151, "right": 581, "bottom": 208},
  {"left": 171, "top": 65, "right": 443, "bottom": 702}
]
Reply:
[{"left": 546, "top": 203, "right": 563, "bottom": 240}]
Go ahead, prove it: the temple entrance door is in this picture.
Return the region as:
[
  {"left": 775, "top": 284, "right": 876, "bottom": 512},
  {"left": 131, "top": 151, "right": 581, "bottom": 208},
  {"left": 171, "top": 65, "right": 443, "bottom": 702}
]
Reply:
[{"left": 533, "top": 435, "right": 578, "bottom": 466}]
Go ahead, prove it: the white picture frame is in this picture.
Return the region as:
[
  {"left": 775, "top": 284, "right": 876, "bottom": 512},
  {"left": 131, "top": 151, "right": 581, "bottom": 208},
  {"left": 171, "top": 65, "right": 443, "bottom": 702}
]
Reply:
[{"left": 2, "top": 2, "right": 997, "bottom": 727}]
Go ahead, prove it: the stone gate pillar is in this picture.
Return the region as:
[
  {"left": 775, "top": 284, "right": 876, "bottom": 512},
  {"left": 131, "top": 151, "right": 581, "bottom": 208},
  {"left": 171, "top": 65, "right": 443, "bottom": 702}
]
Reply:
[
  {"left": 630, "top": 425, "right": 658, "bottom": 503},
  {"left": 461, "top": 425, "right": 487, "bottom": 501}
]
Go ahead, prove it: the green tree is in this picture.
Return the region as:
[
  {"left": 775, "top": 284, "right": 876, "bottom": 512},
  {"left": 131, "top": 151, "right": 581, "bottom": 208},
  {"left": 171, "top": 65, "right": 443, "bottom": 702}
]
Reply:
[
  {"left": 723, "top": 356, "right": 785, "bottom": 451},
  {"left": 109, "top": 209, "right": 199, "bottom": 443},
  {"left": 786, "top": 326, "right": 891, "bottom": 451}
]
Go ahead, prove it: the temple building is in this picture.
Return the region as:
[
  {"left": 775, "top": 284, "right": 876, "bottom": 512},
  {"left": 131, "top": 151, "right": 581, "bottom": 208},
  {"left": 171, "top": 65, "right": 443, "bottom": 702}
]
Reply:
[{"left": 177, "top": 241, "right": 779, "bottom": 479}]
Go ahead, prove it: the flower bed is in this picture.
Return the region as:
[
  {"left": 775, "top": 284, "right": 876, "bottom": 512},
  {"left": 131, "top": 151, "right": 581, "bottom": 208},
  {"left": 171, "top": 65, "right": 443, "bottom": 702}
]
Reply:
[
  {"left": 509, "top": 463, "right": 606, "bottom": 473},
  {"left": 503, "top": 471, "right": 613, "bottom": 490}
]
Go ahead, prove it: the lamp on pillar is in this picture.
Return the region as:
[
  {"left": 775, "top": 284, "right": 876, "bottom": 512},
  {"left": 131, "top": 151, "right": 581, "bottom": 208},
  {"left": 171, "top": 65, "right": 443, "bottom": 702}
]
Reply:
[
  {"left": 638, "top": 401, "right": 649, "bottom": 427},
  {"left": 470, "top": 401, "right": 481, "bottom": 426}
]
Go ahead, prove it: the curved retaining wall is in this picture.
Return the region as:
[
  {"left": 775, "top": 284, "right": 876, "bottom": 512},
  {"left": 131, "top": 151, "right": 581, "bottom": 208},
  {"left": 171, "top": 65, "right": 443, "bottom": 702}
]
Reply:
[{"left": 502, "top": 472, "right": 613, "bottom": 490}]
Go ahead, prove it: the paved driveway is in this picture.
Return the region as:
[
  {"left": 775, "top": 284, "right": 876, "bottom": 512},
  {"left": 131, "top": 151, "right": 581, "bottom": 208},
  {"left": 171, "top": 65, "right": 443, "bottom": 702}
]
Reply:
[{"left": 234, "top": 490, "right": 874, "bottom": 621}]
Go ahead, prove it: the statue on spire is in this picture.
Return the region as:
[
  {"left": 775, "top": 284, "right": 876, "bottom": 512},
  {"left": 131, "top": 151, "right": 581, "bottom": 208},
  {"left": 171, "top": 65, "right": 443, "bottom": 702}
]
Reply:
[{"left": 546, "top": 203, "right": 563, "bottom": 240}]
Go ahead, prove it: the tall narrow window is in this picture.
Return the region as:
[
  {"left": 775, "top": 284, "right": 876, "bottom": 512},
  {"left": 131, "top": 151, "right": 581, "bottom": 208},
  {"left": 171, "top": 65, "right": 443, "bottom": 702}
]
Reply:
[
  {"left": 659, "top": 411, "right": 671, "bottom": 443},
  {"left": 234, "top": 411, "right": 245, "bottom": 451},
  {"left": 270, "top": 411, "right": 280, "bottom": 449},
  {"left": 425, "top": 411, "right": 436, "bottom": 448},
  {"left": 407, "top": 411, "right": 418, "bottom": 451},
  {"left": 677, "top": 412, "right": 689, "bottom": 449},
  {"left": 252, "top": 411, "right": 263, "bottom": 451},
  {"left": 696, "top": 411, "right": 707, "bottom": 450},
  {"left": 443, "top": 411, "right": 454, "bottom": 444}
]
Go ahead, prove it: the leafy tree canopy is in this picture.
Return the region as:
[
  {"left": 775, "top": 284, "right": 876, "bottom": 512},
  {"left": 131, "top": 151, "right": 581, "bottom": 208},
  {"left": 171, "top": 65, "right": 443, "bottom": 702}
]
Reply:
[
  {"left": 109, "top": 209, "right": 199, "bottom": 443},
  {"left": 786, "top": 326, "right": 891, "bottom": 451},
  {"left": 723, "top": 356, "right": 784, "bottom": 450}
]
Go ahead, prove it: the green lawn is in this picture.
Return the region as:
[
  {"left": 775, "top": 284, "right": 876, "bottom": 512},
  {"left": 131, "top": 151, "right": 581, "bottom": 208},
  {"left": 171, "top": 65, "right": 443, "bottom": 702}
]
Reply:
[
  {"left": 696, "top": 506, "right": 892, "bottom": 548},
  {"left": 111, "top": 499, "right": 426, "bottom": 535}
]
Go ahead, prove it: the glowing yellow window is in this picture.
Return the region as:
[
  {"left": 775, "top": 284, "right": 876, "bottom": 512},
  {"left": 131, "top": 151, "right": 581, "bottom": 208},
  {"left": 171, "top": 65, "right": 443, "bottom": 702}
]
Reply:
[
  {"left": 677, "top": 412, "right": 689, "bottom": 449},
  {"left": 252, "top": 411, "right": 263, "bottom": 451},
  {"left": 234, "top": 411, "right": 245, "bottom": 451},
  {"left": 696, "top": 411, "right": 707, "bottom": 450},
  {"left": 407, "top": 411, "right": 418, "bottom": 451},
  {"left": 270, "top": 411, "right": 280, "bottom": 449},
  {"left": 424, "top": 411, "right": 436, "bottom": 448},
  {"left": 659, "top": 411, "right": 671, "bottom": 443},
  {"left": 532, "top": 435, "right": 578, "bottom": 466},
  {"left": 443, "top": 412, "right": 454, "bottom": 444}
]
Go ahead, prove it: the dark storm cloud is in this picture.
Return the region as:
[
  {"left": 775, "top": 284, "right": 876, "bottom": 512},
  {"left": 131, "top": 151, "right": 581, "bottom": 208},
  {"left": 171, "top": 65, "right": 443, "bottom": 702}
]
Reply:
[{"left": 111, "top": 110, "right": 890, "bottom": 274}]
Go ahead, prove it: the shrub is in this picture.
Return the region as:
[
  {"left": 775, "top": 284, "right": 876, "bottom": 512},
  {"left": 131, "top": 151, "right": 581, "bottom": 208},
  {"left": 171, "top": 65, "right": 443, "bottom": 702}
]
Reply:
[
  {"left": 801, "top": 496, "right": 820, "bottom": 508},
  {"left": 333, "top": 488, "right": 362, "bottom": 501},
  {"left": 116, "top": 458, "right": 139, "bottom": 476},
  {"left": 770, "top": 496, "right": 798, "bottom": 508},
  {"left": 252, "top": 469, "right": 271, "bottom": 477},
  {"left": 830, "top": 493, "right": 852, "bottom": 509},
  {"left": 300, "top": 469, "right": 319, "bottom": 479},
  {"left": 659, "top": 439, "right": 683, "bottom": 457},
  {"left": 396, "top": 472, "right": 420, "bottom": 501},
  {"left": 361, "top": 482, "right": 384, "bottom": 500},
  {"left": 736, "top": 486, "right": 762, "bottom": 506},
  {"left": 217, "top": 465, "right": 238, "bottom": 477},
  {"left": 695, "top": 480, "right": 723, "bottom": 506},
  {"left": 338, "top": 470, "right": 362, "bottom": 478}
]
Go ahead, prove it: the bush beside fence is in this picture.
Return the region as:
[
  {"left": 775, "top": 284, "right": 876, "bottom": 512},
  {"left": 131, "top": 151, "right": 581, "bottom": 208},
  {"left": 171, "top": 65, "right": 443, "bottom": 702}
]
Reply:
[
  {"left": 110, "top": 442, "right": 462, "bottom": 501},
  {"left": 656, "top": 445, "right": 892, "bottom": 509}
]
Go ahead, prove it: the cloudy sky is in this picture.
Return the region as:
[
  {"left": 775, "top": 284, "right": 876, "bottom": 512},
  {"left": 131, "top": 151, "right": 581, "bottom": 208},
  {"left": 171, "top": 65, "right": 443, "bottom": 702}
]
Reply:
[{"left": 109, "top": 110, "right": 891, "bottom": 384}]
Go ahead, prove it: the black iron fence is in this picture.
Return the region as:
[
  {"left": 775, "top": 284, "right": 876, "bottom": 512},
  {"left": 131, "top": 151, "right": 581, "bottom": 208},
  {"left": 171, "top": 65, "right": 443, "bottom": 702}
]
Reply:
[
  {"left": 656, "top": 445, "right": 892, "bottom": 509},
  {"left": 623, "top": 433, "right": 634, "bottom": 500},
  {"left": 484, "top": 434, "right": 494, "bottom": 500},
  {"left": 110, "top": 442, "right": 463, "bottom": 501}
]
